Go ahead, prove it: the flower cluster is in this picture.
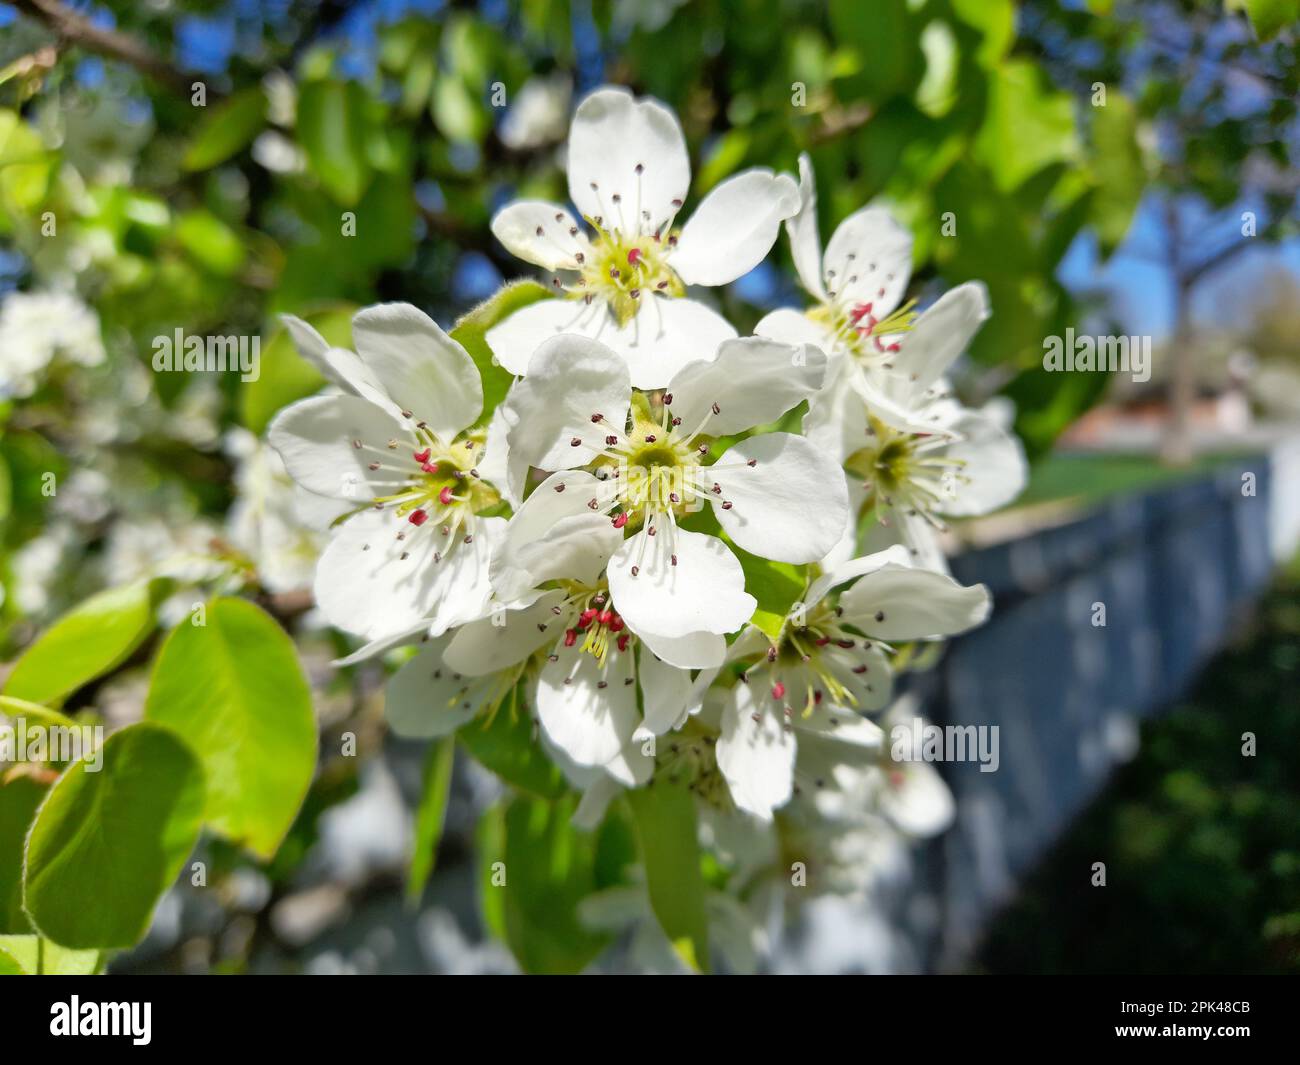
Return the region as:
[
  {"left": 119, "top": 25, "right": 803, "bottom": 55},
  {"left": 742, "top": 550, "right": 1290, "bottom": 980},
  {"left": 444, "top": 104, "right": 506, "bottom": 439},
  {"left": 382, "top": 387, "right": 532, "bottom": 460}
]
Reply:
[{"left": 268, "top": 87, "right": 1023, "bottom": 845}]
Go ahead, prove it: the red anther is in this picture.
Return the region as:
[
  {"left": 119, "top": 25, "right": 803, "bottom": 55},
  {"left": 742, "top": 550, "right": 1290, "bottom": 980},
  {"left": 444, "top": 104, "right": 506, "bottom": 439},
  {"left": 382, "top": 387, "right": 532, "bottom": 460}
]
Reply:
[
  {"left": 408, "top": 509, "right": 429, "bottom": 526},
  {"left": 609, "top": 616, "right": 624, "bottom": 632},
  {"left": 814, "top": 690, "right": 823, "bottom": 704},
  {"left": 628, "top": 247, "right": 642, "bottom": 266},
  {"left": 421, "top": 461, "right": 439, "bottom": 474},
  {"left": 438, "top": 486, "right": 454, "bottom": 505},
  {"left": 578, "top": 607, "right": 599, "bottom": 627},
  {"left": 612, "top": 511, "right": 629, "bottom": 529},
  {"left": 771, "top": 681, "right": 786, "bottom": 700},
  {"left": 887, "top": 342, "right": 901, "bottom": 352},
  {"left": 413, "top": 448, "right": 432, "bottom": 464},
  {"left": 849, "top": 302, "right": 873, "bottom": 324},
  {"left": 564, "top": 629, "right": 578, "bottom": 647},
  {"left": 598, "top": 610, "right": 614, "bottom": 626},
  {"left": 815, "top": 637, "right": 830, "bottom": 646},
  {"left": 617, "top": 633, "right": 630, "bottom": 652}
]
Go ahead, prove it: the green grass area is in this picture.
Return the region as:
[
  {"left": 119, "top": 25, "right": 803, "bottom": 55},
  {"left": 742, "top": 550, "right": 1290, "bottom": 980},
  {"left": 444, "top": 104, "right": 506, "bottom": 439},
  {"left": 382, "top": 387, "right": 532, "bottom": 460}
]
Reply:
[
  {"left": 975, "top": 558, "right": 1300, "bottom": 974},
  {"left": 1012, "top": 452, "right": 1238, "bottom": 510}
]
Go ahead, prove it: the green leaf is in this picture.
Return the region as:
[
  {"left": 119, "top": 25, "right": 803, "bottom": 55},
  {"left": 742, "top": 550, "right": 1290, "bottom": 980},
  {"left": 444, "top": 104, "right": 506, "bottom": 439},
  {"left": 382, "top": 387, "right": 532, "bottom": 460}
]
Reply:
[
  {"left": 973, "top": 60, "right": 1078, "bottom": 193},
  {"left": 175, "top": 210, "right": 247, "bottom": 276},
  {"left": 450, "top": 280, "right": 552, "bottom": 419},
  {"left": 240, "top": 306, "right": 355, "bottom": 433},
  {"left": 0, "top": 946, "right": 21, "bottom": 974},
  {"left": 1089, "top": 93, "right": 1146, "bottom": 256},
  {"left": 297, "top": 80, "right": 372, "bottom": 206},
  {"left": 23, "top": 723, "right": 205, "bottom": 950},
  {"left": 0, "top": 935, "right": 100, "bottom": 975},
  {"left": 432, "top": 77, "right": 489, "bottom": 144},
  {"left": 182, "top": 86, "right": 268, "bottom": 170},
  {"left": 1243, "top": 0, "right": 1299, "bottom": 40},
  {"left": 497, "top": 794, "right": 610, "bottom": 973},
  {"left": 406, "top": 738, "right": 455, "bottom": 905},
  {"left": 626, "top": 779, "right": 711, "bottom": 972},
  {"left": 145, "top": 598, "right": 317, "bottom": 860},
  {"left": 458, "top": 702, "right": 567, "bottom": 799},
  {"left": 0, "top": 777, "right": 45, "bottom": 933},
  {"left": 4, "top": 582, "right": 155, "bottom": 706},
  {"left": 475, "top": 803, "right": 507, "bottom": 942},
  {"left": 735, "top": 548, "right": 805, "bottom": 643}
]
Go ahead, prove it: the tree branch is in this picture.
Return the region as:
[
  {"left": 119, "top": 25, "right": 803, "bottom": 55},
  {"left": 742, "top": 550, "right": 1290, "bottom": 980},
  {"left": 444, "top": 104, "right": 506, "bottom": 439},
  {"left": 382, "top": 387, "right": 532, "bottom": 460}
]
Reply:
[{"left": 12, "top": 0, "right": 198, "bottom": 96}]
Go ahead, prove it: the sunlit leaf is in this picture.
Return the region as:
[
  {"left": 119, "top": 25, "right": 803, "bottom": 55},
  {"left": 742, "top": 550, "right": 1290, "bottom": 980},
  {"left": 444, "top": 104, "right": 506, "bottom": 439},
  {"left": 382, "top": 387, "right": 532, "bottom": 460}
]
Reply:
[
  {"left": 145, "top": 598, "right": 317, "bottom": 860},
  {"left": 182, "top": 87, "right": 268, "bottom": 170},
  {"left": 626, "top": 779, "right": 711, "bottom": 972},
  {"left": 3, "top": 582, "right": 156, "bottom": 707},
  {"left": 23, "top": 723, "right": 205, "bottom": 950}
]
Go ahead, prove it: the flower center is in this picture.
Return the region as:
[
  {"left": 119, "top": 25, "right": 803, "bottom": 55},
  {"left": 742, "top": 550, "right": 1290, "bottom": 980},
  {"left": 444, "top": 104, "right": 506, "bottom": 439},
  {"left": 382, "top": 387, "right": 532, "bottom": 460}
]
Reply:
[
  {"left": 739, "top": 600, "right": 880, "bottom": 719},
  {"left": 587, "top": 392, "right": 720, "bottom": 531},
  {"left": 809, "top": 298, "right": 918, "bottom": 366},
  {"left": 348, "top": 414, "right": 500, "bottom": 560},
  {"left": 570, "top": 220, "right": 683, "bottom": 327},
  {"left": 844, "top": 415, "right": 965, "bottom": 525}
]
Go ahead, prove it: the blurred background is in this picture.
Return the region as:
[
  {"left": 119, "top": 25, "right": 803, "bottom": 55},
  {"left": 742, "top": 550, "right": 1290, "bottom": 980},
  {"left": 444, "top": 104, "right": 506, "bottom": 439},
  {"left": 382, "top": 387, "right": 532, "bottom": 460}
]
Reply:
[{"left": 0, "top": 0, "right": 1297, "bottom": 973}]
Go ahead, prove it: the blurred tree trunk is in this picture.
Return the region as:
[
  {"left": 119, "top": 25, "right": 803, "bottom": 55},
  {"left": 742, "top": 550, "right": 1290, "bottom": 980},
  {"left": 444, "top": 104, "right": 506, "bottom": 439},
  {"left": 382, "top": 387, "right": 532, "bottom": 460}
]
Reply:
[{"left": 1160, "top": 200, "right": 1195, "bottom": 466}]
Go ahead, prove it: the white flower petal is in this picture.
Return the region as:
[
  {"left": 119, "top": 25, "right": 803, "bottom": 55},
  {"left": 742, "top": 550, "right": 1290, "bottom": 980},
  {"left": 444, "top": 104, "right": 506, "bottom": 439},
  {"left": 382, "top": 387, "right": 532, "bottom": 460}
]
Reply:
[
  {"left": 572, "top": 775, "right": 624, "bottom": 830},
  {"left": 490, "top": 470, "right": 620, "bottom": 600},
  {"left": 716, "top": 684, "right": 794, "bottom": 821},
  {"left": 878, "top": 761, "right": 955, "bottom": 837},
  {"left": 281, "top": 314, "right": 395, "bottom": 412},
  {"left": 608, "top": 526, "right": 755, "bottom": 640},
  {"left": 636, "top": 626, "right": 727, "bottom": 671},
  {"left": 838, "top": 563, "right": 990, "bottom": 641},
  {"left": 332, "top": 621, "right": 431, "bottom": 666},
  {"left": 822, "top": 205, "right": 912, "bottom": 316},
  {"left": 351, "top": 302, "right": 483, "bottom": 442},
  {"left": 753, "top": 306, "right": 837, "bottom": 351},
  {"left": 805, "top": 545, "right": 912, "bottom": 608},
  {"left": 442, "top": 589, "right": 568, "bottom": 676},
  {"left": 859, "top": 507, "right": 950, "bottom": 574},
  {"left": 670, "top": 169, "right": 800, "bottom": 286},
  {"left": 895, "top": 281, "right": 989, "bottom": 396},
  {"left": 667, "top": 336, "right": 825, "bottom": 437},
  {"left": 490, "top": 201, "right": 589, "bottom": 270},
  {"left": 504, "top": 334, "right": 630, "bottom": 469},
  {"left": 268, "top": 394, "right": 410, "bottom": 501},
  {"left": 938, "top": 405, "right": 1027, "bottom": 516},
  {"left": 803, "top": 355, "right": 870, "bottom": 465},
  {"left": 785, "top": 153, "right": 827, "bottom": 300},
  {"left": 710, "top": 433, "right": 849, "bottom": 564},
  {"left": 484, "top": 296, "right": 596, "bottom": 377},
  {"left": 567, "top": 87, "right": 689, "bottom": 235},
  {"left": 611, "top": 296, "right": 738, "bottom": 389},
  {"left": 314, "top": 508, "right": 501, "bottom": 641},
  {"left": 476, "top": 400, "right": 527, "bottom": 509},
  {"left": 635, "top": 646, "right": 693, "bottom": 735},
  {"left": 386, "top": 640, "right": 493, "bottom": 739},
  {"left": 536, "top": 642, "right": 639, "bottom": 769}
]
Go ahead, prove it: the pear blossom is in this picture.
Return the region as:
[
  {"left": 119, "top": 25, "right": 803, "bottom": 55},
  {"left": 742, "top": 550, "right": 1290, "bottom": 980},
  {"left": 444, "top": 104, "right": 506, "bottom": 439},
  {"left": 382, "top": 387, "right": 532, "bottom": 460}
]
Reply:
[
  {"left": 268, "top": 303, "right": 509, "bottom": 642},
  {"left": 486, "top": 86, "right": 800, "bottom": 387},
  {"left": 375, "top": 518, "right": 691, "bottom": 790},
  {"left": 492, "top": 332, "right": 848, "bottom": 669},
  {"left": 758, "top": 154, "right": 1026, "bottom": 569},
  {"left": 713, "top": 546, "right": 990, "bottom": 820}
]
